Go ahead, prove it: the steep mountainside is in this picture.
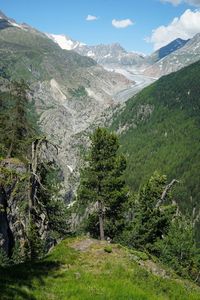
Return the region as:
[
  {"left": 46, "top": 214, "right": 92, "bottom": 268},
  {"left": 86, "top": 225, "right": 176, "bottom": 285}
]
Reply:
[
  {"left": 111, "top": 60, "right": 200, "bottom": 221},
  {"left": 148, "top": 38, "right": 189, "bottom": 64},
  {"left": 145, "top": 34, "right": 200, "bottom": 77},
  {"left": 0, "top": 13, "right": 132, "bottom": 197}
]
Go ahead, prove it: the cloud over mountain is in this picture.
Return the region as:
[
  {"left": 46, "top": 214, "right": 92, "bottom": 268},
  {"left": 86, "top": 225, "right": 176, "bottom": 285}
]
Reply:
[
  {"left": 147, "top": 9, "right": 200, "bottom": 49},
  {"left": 161, "top": 0, "right": 200, "bottom": 6}
]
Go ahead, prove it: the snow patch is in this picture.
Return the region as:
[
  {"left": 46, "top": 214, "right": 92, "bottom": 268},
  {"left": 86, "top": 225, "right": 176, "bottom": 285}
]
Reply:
[
  {"left": 49, "top": 34, "right": 76, "bottom": 50},
  {"left": 87, "top": 50, "right": 95, "bottom": 57},
  {"left": 67, "top": 165, "right": 73, "bottom": 173},
  {"left": 46, "top": 34, "right": 86, "bottom": 51},
  {"left": 104, "top": 53, "right": 111, "bottom": 58},
  {"left": 7, "top": 20, "right": 24, "bottom": 29}
]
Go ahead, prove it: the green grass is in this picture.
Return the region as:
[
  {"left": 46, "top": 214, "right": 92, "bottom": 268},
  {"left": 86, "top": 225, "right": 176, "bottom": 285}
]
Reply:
[{"left": 1, "top": 237, "right": 200, "bottom": 300}]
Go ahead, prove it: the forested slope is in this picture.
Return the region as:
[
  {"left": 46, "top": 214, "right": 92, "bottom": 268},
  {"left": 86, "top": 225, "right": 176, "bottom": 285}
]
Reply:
[{"left": 111, "top": 60, "right": 200, "bottom": 215}]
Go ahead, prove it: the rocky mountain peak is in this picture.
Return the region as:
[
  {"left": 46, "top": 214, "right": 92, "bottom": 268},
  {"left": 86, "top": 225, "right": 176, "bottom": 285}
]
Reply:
[
  {"left": 0, "top": 10, "right": 24, "bottom": 30},
  {"left": 0, "top": 10, "right": 17, "bottom": 23},
  {"left": 148, "top": 37, "right": 189, "bottom": 64},
  {"left": 0, "top": 10, "right": 9, "bottom": 20}
]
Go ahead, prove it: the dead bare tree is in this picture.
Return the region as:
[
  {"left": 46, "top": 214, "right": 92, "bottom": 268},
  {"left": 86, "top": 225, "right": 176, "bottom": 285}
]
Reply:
[
  {"left": 28, "top": 136, "right": 60, "bottom": 223},
  {"left": 156, "top": 179, "right": 179, "bottom": 209}
]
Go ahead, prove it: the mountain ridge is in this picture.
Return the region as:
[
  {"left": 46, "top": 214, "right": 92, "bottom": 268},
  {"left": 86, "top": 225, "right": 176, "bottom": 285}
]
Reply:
[
  {"left": 145, "top": 33, "right": 200, "bottom": 77},
  {"left": 47, "top": 33, "right": 194, "bottom": 75}
]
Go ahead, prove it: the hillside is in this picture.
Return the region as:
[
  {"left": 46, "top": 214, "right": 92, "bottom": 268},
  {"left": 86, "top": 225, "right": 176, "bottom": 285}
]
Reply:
[
  {"left": 0, "top": 237, "right": 200, "bottom": 300},
  {"left": 0, "top": 13, "right": 132, "bottom": 197},
  {"left": 111, "top": 60, "right": 200, "bottom": 218},
  {"left": 145, "top": 34, "right": 200, "bottom": 77}
]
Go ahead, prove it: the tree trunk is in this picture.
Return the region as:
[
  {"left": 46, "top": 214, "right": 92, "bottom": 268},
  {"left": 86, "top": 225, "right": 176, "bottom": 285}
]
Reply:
[
  {"left": 98, "top": 200, "right": 105, "bottom": 240},
  {"left": 156, "top": 179, "right": 179, "bottom": 208},
  {"left": 6, "top": 141, "right": 13, "bottom": 158}
]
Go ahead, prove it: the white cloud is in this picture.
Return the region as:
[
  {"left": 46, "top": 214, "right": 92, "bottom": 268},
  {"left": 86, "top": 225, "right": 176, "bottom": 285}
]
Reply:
[
  {"left": 161, "top": 0, "right": 200, "bottom": 6},
  {"left": 161, "top": 0, "right": 182, "bottom": 5},
  {"left": 146, "top": 9, "right": 200, "bottom": 50},
  {"left": 86, "top": 15, "right": 98, "bottom": 21},
  {"left": 112, "top": 18, "right": 134, "bottom": 29}
]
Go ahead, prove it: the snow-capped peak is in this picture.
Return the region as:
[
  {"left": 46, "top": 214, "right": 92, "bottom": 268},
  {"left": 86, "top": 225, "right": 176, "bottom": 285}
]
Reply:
[{"left": 46, "top": 34, "right": 86, "bottom": 50}]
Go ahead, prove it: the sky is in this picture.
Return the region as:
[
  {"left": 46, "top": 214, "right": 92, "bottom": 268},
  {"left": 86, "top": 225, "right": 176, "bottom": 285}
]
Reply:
[{"left": 1, "top": 0, "right": 200, "bottom": 54}]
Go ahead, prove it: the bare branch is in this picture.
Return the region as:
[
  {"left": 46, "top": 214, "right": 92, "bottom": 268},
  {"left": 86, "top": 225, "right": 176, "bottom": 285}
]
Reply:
[
  {"left": 156, "top": 179, "right": 179, "bottom": 208},
  {"left": 32, "top": 172, "right": 47, "bottom": 190}
]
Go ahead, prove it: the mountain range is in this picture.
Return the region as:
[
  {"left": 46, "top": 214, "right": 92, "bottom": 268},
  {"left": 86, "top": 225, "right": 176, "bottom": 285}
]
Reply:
[
  {"left": 47, "top": 34, "right": 146, "bottom": 70},
  {"left": 0, "top": 9, "right": 200, "bottom": 202},
  {"left": 1, "top": 10, "right": 200, "bottom": 288},
  {"left": 0, "top": 11, "right": 134, "bottom": 196},
  {"left": 48, "top": 32, "right": 200, "bottom": 80},
  {"left": 0, "top": 9, "right": 200, "bottom": 201}
]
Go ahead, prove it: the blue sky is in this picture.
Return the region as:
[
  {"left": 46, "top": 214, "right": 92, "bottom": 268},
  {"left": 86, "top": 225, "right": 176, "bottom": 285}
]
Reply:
[{"left": 1, "top": 0, "right": 200, "bottom": 53}]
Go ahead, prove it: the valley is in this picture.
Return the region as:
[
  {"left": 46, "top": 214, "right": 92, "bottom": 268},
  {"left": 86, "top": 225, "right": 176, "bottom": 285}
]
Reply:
[
  {"left": 1, "top": 5, "right": 200, "bottom": 298},
  {"left": 111, "top": 69, "right": 156, "bottom": 103}
]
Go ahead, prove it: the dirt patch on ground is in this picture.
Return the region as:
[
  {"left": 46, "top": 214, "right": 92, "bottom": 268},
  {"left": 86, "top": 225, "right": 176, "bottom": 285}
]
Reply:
[
  {"left": 71, "top": 238, "right": 97, "bottom": 252},
  {"left": 139, "top": 260, "right": 170, "bottom": 278}
]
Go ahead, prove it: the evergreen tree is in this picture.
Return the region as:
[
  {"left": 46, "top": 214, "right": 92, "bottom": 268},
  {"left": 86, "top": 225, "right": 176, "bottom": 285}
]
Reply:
[
  {"left": 123, "top": 172, "right": 176, "bottom": 251},
  {"left": 77, "top": 127, "right": 128, "bottom": 240},
  {"left": 26, "top": 220, "right": 44, "bottom": 260},
  {"left": 155, "top": 214, "right": 200, "bottom": 282},
  {"left": 0, "top": 248, "right": 9, "bottom": 267},
  {"left": 38, "top": 163, "right": 68, "bottom": 238},
  {"left": 3, "top": 79, "right": 37, "bottom": 158}
]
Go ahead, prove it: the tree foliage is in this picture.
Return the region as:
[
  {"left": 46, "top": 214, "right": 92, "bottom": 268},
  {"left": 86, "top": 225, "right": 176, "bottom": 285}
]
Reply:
[
  {"left": 121, "top": 172, "right": 176, "bottom": 251},
  {"left": 155, "top": 214, "right": 200, "bottom": 282},
  {"left": 111, "top": 60, "right": 200, "bottom": 215},
  {"left": 0, "top": 79, "right": 68, "bottom": 263},
  {"left": 0, "top": 79, "right": 38, "bottom": 159},
  {"left": 38, "top": 163, "right": 69, "bottom": 238},
  {"left": 77, "top": 127, "right": 128, "bottom": 240}
]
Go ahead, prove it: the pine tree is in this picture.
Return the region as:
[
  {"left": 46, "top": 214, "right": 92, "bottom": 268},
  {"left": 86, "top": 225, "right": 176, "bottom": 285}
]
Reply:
[
  {"left": 0, "top": 80, "right": 37, "bottom": 157},
  {"left": 155, "top": 214, "right": 200, "bottom": 281},
  {"left": 77, "top": 127, "right": 128, "bottom": 240},
  {"left": 125, "top": 172, "right": 176, "bottom": 251},
  {"left": 26, "top": 219, "right": 44, "bottom": 260}
]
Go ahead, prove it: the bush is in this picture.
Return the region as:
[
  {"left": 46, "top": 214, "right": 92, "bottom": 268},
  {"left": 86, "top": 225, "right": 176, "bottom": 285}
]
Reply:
[
  {"left": 104, "top": 246, "right": 112, "bottom": 253},
  {"left": 0, "top": 249, "right": 9, "bottom": 267},
  {"left": 155, "top": 214, "right": 200, "bottom": 282},
  {"left": 130, "top": 249, "right": 148, "bottom": 261}
]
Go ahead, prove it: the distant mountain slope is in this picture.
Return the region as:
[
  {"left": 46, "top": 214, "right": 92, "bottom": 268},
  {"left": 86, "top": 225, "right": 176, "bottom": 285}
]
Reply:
[
  {"left": 47, "top": 34, "right": 146, "bottom": 69},
  {"left": 111, "top": 60, "right": 200, "bottom": 219},
  {"left": 48, "top": 34, "right": 198, "bottom": 76},
  {"left": 148, "top": 38, "right": 189, "bottom": 63},
  {"left": 0, "top": 12, "right": 131, "bottom": 196},
  {"left": 145, "top": 34, "right": 200, "bottom": 77}
]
